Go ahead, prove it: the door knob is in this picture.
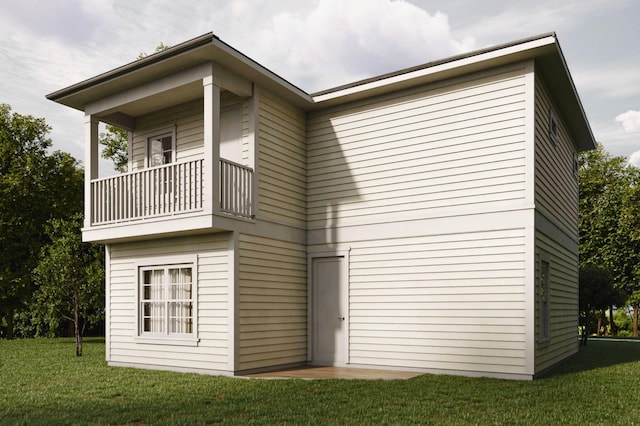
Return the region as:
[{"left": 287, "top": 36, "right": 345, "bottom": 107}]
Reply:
[{"left": 338, "top": 316, "right": 345, "bottom": 321}]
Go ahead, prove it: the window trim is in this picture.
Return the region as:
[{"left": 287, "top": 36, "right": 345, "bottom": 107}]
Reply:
[
  {"left": 538, "top": 253, "right": 551, "bottom": 344},
  {"left": 134, "top": 255, "right": 199, "bottom": 346},
  {"left": 145, "top": 125, "right": 176, "bottom": 168}
]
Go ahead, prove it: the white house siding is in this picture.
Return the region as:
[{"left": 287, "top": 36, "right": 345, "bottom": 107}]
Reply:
[
  {"left": 130, "top": 99, "right": 205, "bottom": 171},
  {"left": 237, "top": 234, "right": 307, "bottom": 371},
  {"left": 307, "top": 64, "right": 534, "bottom": 377},
  {"left": 306, "top": 228, "right": 528, "bottom": 376},
  {"left": 257, "top": 90, "right": 306, "bottom": 227},
  {"left": 130, "top": 93, "right": 250, "bottom": 171},
  {"left": 307, "top": 64, "right": 529, "bottom": 231},
  {"left": 533, "top": 75, "right": 580, "bottom": 372},
  {"left": 535, "top": 231, "right": 578, "bottom": 373},
  {"left": 107, "top": 233, "right": 230, "bottom": 373},
  {"left": 533, "top": 75, "right": 579, "bottom": 238}
]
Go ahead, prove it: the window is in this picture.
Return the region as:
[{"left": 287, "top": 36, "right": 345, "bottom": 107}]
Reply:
[
  {"left": 148, "top": 133, "right": 173, "bottom": 167},
  {"left": 139, "top": 264, "right": 193, "bottom": 336},
  {"left": 539, "top": 258, "right": 551, "bottom": 342}
]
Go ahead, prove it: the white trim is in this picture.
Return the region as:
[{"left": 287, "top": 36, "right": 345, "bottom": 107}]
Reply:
[
  {"left": 104, "top": 244, "right": 111, "bottom": 362},
  {"left": 144, "top": 125, "right": 176, "bottom": 168},
  {"left": 133, "top": 254, "right": 199, "bottom": 345},
  {"left": 523, "top": 60, "right": 536, "bottom": 207},
  {"left": 85, "top": 63, "right": 213, "bottom": 116},
  {"left": 227, "top": 232, "right": 239, "bottom": 371},
  {"left": 307, "top": 248, "right": 351, "bottom": 365},
  {"left": 84, "top": 115, "right": 99, "bottom": 229},
  {"left": 248, "top": 85, "right": 259, "bottom": 218},
  {"left": 312, "top": 35, "right": 556, "bottom": 104}
]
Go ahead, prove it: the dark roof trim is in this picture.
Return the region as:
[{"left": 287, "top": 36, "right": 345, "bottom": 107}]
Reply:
[
  {"left": 311, "top": 32, "right": 557, "bottom": 97},
  {"left": 47, "top": 33, "right": 217, "bottom": 102}
]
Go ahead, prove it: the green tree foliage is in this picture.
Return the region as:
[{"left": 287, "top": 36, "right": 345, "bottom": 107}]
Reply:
[
  {"left": 99, "top": 124, "right": 128, "bottom": 173},
  {"left": 579, "top": 143, "right": 640, "bottom": 336},
  {"left": 100, "top": 43, "right": 172, "bottom": 173},
  {"left": 0, "top": 104, "right": 83, "bottom": 338},
  {"left": 578, "top": 263, "right": 625, "bottom": 343},
  {"left": 33, "top": 214, "right": 104, "bottom": 356}
]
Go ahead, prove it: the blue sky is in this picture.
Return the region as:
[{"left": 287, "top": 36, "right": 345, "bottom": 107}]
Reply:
[{"left": 1, "top": 0, "right": 638, "bottom": 171}]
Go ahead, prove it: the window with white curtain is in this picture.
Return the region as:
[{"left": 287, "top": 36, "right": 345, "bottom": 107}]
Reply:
[{"left": 139, "top": 264, "right": 193, "bottom": 336}]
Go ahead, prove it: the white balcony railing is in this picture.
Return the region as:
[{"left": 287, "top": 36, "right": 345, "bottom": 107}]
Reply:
[
  {"left": 91, "top": 159, "right": 204, "bottom": 225},
  {"left": 90, "top": 159, "right": 254, "bottom": 226},
  {"left": 219, "top": 158, "right": 254, "bottom": 218}
]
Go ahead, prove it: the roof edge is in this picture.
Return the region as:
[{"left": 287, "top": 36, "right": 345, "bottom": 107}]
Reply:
[
  {"left": 46, "top": 33, "right": 217, "bottom": 102},
  {"left": 311, "top": 32, "right": 558, "bottom": 97}
]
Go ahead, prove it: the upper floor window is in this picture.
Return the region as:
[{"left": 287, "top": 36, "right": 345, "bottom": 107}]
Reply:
[{"left": 148, "top": 133, "right": 174, "bottom": 167}]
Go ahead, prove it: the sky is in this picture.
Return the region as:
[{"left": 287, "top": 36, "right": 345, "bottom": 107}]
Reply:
[{"left": 1, "top": 0, "right": 639, "bottom": 172}]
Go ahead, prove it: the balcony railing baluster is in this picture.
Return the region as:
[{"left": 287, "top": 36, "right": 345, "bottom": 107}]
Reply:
[{"left": 89, "top": 158, "right": 253, "bottom": 226}]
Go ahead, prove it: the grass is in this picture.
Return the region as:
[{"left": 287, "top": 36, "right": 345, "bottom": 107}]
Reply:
[{"left": 1, "top": 338, "right": 639, "bottom": 425}]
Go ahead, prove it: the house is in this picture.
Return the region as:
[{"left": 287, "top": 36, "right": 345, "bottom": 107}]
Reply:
[{"left": 47, "top": 32, "right": 595, "bottom": 380}]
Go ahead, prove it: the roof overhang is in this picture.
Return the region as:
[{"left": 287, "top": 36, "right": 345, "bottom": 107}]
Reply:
[
  {"left": 47, "top": 32, "right": 595, "bottom": 152},
  {"left": 46, "top": 33, "right": 313, "bottom": 112},
  {"left": 310, "top": 33, "right": 595, "bottom": 152}
]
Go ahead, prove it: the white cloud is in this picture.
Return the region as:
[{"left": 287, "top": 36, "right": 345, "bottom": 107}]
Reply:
[
  {"left": 615, "top": 110, "right": 640, "bottom": 132},
  {"left": 241, "top": 0, "right": 475, "bottom": 91},
  {"left": 629, "top": 151, "right": 640, "bottom": 167}
]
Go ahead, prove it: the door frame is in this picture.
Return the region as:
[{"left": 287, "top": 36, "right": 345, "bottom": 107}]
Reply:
[{"left": 307, "top": 248, "right": 350, "bottom": 365}]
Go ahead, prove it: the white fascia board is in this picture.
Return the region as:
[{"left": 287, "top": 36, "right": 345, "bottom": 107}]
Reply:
[
  {"left": 312, "top": 35, "right": 556, "bottom": 105},
  {"left": 85, "top": 63, "right": 213, "bottom": 115}
]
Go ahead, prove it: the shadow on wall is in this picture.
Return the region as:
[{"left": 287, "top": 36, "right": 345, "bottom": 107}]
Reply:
[{"left": 307, "top": 114, "right": 362, "bottom": 248}]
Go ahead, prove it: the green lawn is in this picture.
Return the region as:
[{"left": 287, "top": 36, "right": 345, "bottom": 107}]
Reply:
[{"left": 1, "top": 338, "right": 639, "bottom": 425}]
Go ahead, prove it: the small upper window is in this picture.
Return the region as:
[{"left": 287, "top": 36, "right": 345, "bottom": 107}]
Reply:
[
  {"left": 548, "top": 108, "right": 559, "bottom": 146},
  {"left": 148, "top": 134, "right": 173, "bottom": 167}
]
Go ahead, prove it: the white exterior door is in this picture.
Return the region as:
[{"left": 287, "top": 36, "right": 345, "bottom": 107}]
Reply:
[{"left": 312, "top": 256, "right": 347, "bottom": 365}]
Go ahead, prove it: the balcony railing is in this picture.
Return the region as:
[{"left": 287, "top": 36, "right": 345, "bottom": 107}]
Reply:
[
  {"left": 219, "top": 158, "right": 253, "bottom": 218},
  {"left": 90, "top": 158, "right": 253, "bottom": 226}
]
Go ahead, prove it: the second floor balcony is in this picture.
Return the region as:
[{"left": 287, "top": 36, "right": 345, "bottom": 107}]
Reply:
[{"left": 90, "top": 158, "right": 253, "bottom": 227}]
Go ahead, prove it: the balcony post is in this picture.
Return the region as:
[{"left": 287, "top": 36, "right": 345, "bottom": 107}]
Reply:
[
  {"left": 84, "top": 114, "right": 99, "bottom": 228},
  {"left": 203, "top": 72, "right": 221, "bottom": 213}
]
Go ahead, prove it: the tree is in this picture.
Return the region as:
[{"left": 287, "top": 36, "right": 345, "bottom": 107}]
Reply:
[
  {"left": 0, "top": 104, "right": 83, "bottom": 338},
  {"left": 616, "top": 166, "right": 640, "bottom": 336},
  {"left": 579, "top": 143, "right": 640, "bottom": 337},
  {"left": 33, "top": 214, "right": 104, "bottom": 356},
  {"left": 100, "top": 43, "right": 172, "bottom": 173},
  {"left": 99, "top": 124, "right": 128, "bottom": 173},
  {"left": 578, "top": 263, "right": 625, "bottom": 344}
]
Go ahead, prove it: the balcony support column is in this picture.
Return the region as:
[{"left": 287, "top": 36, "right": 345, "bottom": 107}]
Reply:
[
  {"left": 84, "top": 114, "right": 99, "bottom": 229},
  {"left": 203, "top": 73, "right": 221, "bottom": 213}
]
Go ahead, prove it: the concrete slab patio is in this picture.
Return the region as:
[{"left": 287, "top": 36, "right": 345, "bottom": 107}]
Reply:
[{"left": 243, "top": 366, "right": 423, "bottom": 380}]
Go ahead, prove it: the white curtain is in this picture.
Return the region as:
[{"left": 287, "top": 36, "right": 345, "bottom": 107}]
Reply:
[
  {"left": 142, "top": 269, "right": 164, "bottom": 333},
  {"left": 169, "top": 267, "right": 192, "bottom": 334}
]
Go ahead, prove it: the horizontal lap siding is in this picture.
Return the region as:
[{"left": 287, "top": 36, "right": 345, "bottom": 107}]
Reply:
[
  {"left": 534, "top": 76, "right": 578, "bottom": 235},
  {"left": 258, "top": 91, "right": 306, "bottom": 227},
  {"left": 131, "top": 100, "right": 204, "bottom": 171},
  {"left": 534, "top": 75, "right": 579, "bottom": 372},
  {"left": 238, "top": 234, "right": 307, "bottom": 371},
  {"left": 108, "top": 234, "right": 230, "bottom": 372},
  {"left": 347, "top": 229, "right": 528, "bottom": 375},
  {"left": 307, "top": 66, "right": 528, "bottom": 229},
  {"left": 535, "top": 232, "right": 578, "bottom": 372}
]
